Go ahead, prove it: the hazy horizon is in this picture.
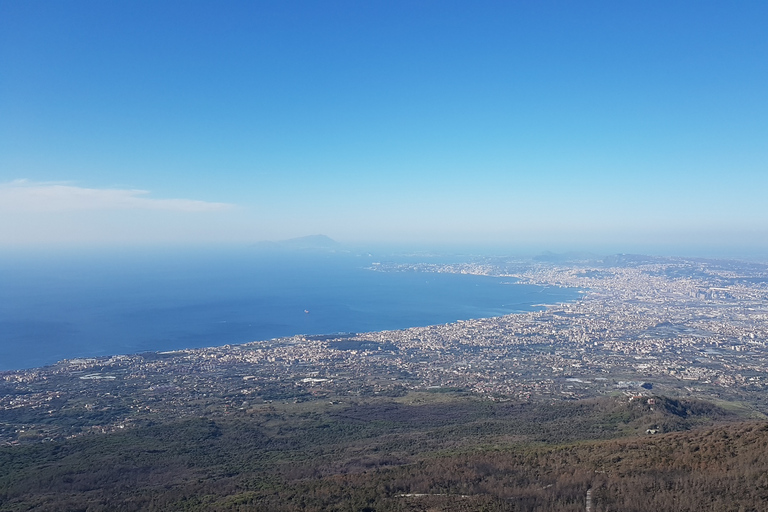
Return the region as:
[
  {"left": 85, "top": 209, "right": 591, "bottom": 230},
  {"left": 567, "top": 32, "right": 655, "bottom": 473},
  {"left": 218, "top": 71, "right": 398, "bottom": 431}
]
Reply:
[{"left": 2, "top": 235, "right": 768, "bottom": 265}]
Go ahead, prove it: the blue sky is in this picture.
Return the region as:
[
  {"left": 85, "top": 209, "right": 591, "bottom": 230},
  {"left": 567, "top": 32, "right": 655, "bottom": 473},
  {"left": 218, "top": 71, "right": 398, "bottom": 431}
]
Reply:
[{"left": 1, "top": 1, "right": 767, "bottom": 253}]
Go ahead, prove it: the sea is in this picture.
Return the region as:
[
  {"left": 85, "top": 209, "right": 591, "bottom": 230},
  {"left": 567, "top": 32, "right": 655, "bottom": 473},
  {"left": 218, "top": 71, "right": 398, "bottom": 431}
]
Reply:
[{"left": 0, "top": 249, "right": 581, "bottom": 371}]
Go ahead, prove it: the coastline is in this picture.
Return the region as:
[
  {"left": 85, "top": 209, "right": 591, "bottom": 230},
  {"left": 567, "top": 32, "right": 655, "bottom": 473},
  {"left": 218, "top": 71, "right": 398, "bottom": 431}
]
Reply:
[
  {"left": 3, "top": 255, "right": 768, "bottom": 446},
  {"left": 0, "top": 262, "right": 581, "bottom": 372}
]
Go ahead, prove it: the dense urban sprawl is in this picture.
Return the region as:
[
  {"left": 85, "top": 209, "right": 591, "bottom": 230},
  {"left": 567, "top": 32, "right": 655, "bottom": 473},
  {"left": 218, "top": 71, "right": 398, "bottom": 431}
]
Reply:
[{"left": 2, "top": 254, "right": 768, "bottom": 444}]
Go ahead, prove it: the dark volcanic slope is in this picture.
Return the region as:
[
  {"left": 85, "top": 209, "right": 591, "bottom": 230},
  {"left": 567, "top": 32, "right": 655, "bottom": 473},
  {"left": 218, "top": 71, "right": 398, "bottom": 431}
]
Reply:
[{"left": 0, "top": 393, "right": 762, "bottom": 511}]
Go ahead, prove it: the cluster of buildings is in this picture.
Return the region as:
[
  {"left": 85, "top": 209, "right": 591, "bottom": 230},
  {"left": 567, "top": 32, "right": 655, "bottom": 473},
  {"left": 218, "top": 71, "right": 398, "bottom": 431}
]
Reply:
[{"left": 2, "top": 255, "right": 768, "bottom": 444}]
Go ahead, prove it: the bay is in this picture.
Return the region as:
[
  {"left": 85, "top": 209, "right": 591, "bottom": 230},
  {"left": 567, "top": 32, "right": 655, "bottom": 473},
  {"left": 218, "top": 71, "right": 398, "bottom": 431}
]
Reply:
[{"left": 0, "top": 250, "right": 580, "bottom": 371}]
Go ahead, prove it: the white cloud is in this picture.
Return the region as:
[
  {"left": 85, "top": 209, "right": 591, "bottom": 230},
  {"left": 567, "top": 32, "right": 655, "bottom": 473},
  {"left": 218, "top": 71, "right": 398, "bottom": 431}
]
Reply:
[{"left": 0, "top": 180, "right": 234, "bottom": 212}]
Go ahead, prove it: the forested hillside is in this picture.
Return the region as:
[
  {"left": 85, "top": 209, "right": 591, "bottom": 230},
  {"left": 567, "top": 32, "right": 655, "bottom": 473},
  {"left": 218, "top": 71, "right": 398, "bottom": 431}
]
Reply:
[{"left": 1, "top": 392, "right": 765, "bottom": 511}]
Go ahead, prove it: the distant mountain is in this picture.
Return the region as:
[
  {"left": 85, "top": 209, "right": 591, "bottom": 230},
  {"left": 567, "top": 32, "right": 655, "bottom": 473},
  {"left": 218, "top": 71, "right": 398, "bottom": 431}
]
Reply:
[
  {"left": 254, "top": 234, "right": 343, "bottom": 252},
  {"left": 533, "top": 251, "right": 603, "bottom": 263},
  {"left": 602, "top": 253, "right": 671, "bottom": 266}
]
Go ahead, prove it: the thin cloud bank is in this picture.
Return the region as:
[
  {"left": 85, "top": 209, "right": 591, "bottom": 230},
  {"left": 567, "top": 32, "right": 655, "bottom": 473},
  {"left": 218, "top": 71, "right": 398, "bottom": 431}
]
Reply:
[{"left": 0, "top": 180, "right": 234, "bottom": 213}]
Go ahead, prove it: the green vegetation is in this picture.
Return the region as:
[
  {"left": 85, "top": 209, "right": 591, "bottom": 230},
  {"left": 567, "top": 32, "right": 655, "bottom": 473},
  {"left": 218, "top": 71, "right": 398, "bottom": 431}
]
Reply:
[{"left": 1, "top": 392, "right": 765, "bottom": 511}]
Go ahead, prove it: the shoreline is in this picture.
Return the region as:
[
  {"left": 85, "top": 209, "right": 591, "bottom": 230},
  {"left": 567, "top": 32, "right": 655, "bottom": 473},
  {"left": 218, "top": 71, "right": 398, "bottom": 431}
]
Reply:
[{"left": 0, "top": 268, "right": 582, "bottom": 373}]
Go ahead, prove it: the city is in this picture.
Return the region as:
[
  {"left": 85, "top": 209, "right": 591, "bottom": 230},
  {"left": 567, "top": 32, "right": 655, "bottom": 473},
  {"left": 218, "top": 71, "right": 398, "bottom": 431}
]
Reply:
[{"left": 3, "top": 254, "right": 767, "bottom": 445}]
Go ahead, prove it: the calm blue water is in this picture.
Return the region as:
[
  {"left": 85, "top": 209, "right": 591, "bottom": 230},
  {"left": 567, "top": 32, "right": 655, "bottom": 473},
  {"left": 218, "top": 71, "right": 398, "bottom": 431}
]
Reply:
[{"left": 0, "top": 250, "right": 580, "bottom": 371}]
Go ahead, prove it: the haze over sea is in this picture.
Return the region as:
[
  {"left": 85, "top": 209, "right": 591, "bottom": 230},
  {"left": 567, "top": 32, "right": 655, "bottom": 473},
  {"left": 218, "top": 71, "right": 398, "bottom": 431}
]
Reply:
[{"left": 0, "top": 249, "right": 579, "bottom": 372}]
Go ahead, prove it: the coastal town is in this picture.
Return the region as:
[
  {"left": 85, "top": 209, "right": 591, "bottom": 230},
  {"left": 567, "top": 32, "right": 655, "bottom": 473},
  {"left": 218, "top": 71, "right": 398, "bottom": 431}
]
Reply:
[{"left": 2, "top": 254, "right": 768, "bottom": 444}]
